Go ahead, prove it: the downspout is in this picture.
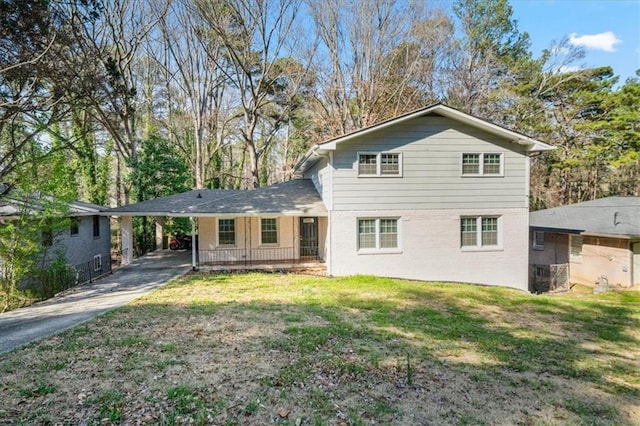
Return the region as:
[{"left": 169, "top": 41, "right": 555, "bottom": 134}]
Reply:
[{"left": 328, "top": 151, "right": 334, "bottom": 276}]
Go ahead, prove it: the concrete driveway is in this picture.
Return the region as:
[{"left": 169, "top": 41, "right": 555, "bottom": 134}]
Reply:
[{"left": 0, "top": 250, "right": 192, "bottom": 355}]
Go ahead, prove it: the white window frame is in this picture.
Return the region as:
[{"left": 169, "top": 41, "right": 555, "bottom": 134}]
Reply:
[
  {"left": 93, "top": 254, "right": 102, "bottom": 272},
  {"left": 357, "top": 152, "right": 402, "bottom": 177},
  {"left": 460, "top": 216, "right": 502, "bottom": 250},
  {"left": 357, "top": 217, "right": 401, "bottom": 254},
  {"left": 217, "top": 218, "right": 236, "bottom": 246},
  {"left": 260, "top": 217, "right": 279, "bottom": 246},
  {"left": 532, "top": 231, "right": 545, "bottom": 250},
  {"left": 461, "top": 153, "right": 504, "bottom": 177}
]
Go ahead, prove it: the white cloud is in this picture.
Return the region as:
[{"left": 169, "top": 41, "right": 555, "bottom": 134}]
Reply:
[
  {"left": 557, "top": 65, "right": 583, "bottom": 74},
  {"left": 569, "top": 31, "right": 621, "bottom": 52}
]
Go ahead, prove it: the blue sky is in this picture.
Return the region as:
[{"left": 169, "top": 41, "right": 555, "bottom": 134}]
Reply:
[{"left": 510, "top": 0, "right": 640, "bottom": 82}]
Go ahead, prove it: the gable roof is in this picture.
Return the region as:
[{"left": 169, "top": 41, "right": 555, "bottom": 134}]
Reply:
[
  {"left": 104, "top": 179, "right": 327, "bottom": 217},
  {"left": 530, "top": 197, "right": 640, "bottom": 238},
  {"left": 296, "top": 103, "right": 554, "bottom": 173},
  {"left": 0, "top": 192, "right": 105, "bottom": 219}
]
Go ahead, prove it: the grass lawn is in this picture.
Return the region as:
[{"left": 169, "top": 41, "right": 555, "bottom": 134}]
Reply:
[{"left": 1, "top": 273, "right": 639, "bottom": 425}]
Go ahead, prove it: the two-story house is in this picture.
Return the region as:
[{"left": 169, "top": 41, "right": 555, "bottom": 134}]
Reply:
[
  {"left": 107, "top": 104, "right": 552, "bottom": 291},
  {"left": 297, "top": 104, "right": 552, "bottom": 290}
]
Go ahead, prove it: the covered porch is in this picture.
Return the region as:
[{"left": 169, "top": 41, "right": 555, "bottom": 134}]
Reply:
[
  {"left": 104, "top": 180, "right": 328, "bottom": 272},
  {"left": 198, "top": 215, "right": 327, "bottom": 266}
]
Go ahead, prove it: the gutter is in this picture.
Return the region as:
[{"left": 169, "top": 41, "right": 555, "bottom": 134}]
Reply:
[{"left": 293, "top": 144, "right": 321, "bottom": 173}]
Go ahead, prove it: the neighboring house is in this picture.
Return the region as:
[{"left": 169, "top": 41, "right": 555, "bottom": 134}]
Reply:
[
  {"left": 0, "top": 196, "right": 111, "bottom": 283},
  {"left": 530, "top": 197, "right": 640, "bottom": 290},
  {"left": 107, "top": 104, "right": 553, "bottom": 291}
]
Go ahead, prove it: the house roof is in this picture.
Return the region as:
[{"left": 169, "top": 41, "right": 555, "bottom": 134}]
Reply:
[
  {"left": 530, "top": 197, "right": 640, "bottom": 238},
  {"left": 296, "top": 103, "right": 554, "bottom": 172},
  {"left": 0, "top": 193, "right": 105, "bottom": 219},
  {"left": 104, "top": 179, "right": 328, "bottom": 217}
]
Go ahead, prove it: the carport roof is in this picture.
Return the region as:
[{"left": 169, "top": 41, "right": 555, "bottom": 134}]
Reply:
[{"left": 104, "top": 179, "right": 328, "bottom": 217}]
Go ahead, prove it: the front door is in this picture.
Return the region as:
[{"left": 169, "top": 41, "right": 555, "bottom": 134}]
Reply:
[{"left": 299, "top": 217, "right": 318, "bottom": 258}]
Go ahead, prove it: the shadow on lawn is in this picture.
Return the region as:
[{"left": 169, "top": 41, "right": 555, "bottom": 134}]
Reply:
[{"left": 327, "top": 284, "right": 639, "bottom": 421}]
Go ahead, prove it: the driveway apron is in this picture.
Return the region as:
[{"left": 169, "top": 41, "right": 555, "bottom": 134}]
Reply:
[{"left": 0, "top": 250, "right": 192, "bottom": 355}]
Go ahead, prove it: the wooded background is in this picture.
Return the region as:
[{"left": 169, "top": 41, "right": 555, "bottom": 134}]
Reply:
[{"left": 2, "top": 0, "right": 639, "bottom": 209}]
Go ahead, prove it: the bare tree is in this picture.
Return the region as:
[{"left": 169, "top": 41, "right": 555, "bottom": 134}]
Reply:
[
  {"left": 150, "top": 0, "right": 236, "bottom": 189},
  {"left": 308, "top": 0, "right": 450, "bottom": 138},
  {"left": 444, "top": 0, "right": 530, "bottom": 118},
  {"left": 195, "top": 0, "right": 312, "bottom": 188},
  {"left": 64, "top": 0, "right": 167, "bottom": 204}
]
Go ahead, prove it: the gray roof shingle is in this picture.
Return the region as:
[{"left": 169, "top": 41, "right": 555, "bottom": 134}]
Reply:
[
  {"left": 0, "top": 194, "right": 105, "bottom": 218},
  {"left": 530, "top": 197, "right": 640, "bottom": 237},
  {"left": 104, "top": 179, "right": 328, "bottom": 217}
]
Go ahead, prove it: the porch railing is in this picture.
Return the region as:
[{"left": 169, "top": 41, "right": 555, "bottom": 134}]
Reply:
[{"left": 199, "top": 247, "right": 318, "bottom": 266}]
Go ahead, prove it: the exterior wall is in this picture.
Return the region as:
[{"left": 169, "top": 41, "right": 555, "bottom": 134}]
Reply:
[
  {"left": 304, "top": 157, "right": 332, "bottom": 209},
  {"left": 529, "top": 232, "right": 570, "bottom": 265},
  {"left": 198, "top": 216, "right": 327, "bottom": 263},
  {"left": 330, "top": 116, "right": 529, "bottom": 211},
  {"left": 199, "top": 217, "right": 248, "bottom": 250},
  {"left": 528, "top": 231, "right": 570, "bottom": 293},
  {"left": 318, "top": 216, "right": 328, "bottom": 262},
  {"left": 571, "top": 236, "right": 633, "bottom": 287},
  {"left": 47, "top": 215, "right": 111, "bottom": 270},
  {"left": 328, "top": 207, "right": 530, "bottom": 291}
]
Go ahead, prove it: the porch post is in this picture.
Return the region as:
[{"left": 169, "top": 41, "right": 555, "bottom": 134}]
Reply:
[
  {"left": 191, "top": 217, "right": 197, "bottom": 271},
  {"left": 121, "top": 216, "right": 133, "bottom": 265},
  {"left": 154, "top": 216, "right": 165, "bottom": 250}
]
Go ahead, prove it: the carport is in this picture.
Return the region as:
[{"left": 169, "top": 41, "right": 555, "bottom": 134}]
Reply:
[{"left": 103, "top": 180, "right": 328, "bottom": 272}]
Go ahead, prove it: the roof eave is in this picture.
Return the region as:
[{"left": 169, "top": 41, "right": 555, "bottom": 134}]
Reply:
[
  {"left": 530, "top": 225, "right": 584, "bottom": 234},
  {"left": 296, "top": 104, "right": 554, "bottom": 173},
  {"left": 103, "top": 210, "right": 329, "bottom": 218}
]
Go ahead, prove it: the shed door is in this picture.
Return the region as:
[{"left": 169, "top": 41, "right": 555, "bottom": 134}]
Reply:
[{"left": 299, "top": 217, "right": 318, "bottom": 258}]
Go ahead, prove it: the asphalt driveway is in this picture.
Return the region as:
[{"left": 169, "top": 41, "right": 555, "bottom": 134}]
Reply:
[{"left": 0, "top": 250, "right": 192, "bottom": 355}]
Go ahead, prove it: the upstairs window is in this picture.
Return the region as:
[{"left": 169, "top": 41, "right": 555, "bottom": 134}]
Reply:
[
  {"left": 461, "top": 216, "right": 500, "bottom": 249},
  {"left": 358, "top": 152, "right": 402, "bottom": 177},
  {"left": 358, "top": 154, "right": 378, "bottom": 175},
  {"left": 462, "top": 153, "right": 503, "bottom": 176},
  {"left": 42, "top": 229, "right": 53, "bottom": 247},
  {"left": 218, "top": 219, "right": 236, "bottom": 245},
  {"left": 70, "top": 218, "right": 79, "bottom": 236},
  {"left": 260, "top": 218, "right": 278, "bottom": 245},
  {"left": 462, "top": 154, "right": 480, "bottom": 175},
  {"left": 93, "top": 215, "right": 100, "bottom": 238},
  {"left": 380, "top": 153, "right": 400, "bottom": 175}
]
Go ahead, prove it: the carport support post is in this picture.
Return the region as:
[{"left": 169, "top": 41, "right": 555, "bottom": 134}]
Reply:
[
  {"left": 154, "top": 216, "right": 165, "bottom": 250},
  {"left": 191, "top": 217, "right": 197, "bottom": 271},
  {"left": 121, "top": 216, "right": 133, "bottom": 265}
]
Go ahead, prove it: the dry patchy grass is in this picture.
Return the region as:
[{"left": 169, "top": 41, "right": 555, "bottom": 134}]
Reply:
[{"left": 1, "top": 273, "right": 639, "bottom": 425}]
